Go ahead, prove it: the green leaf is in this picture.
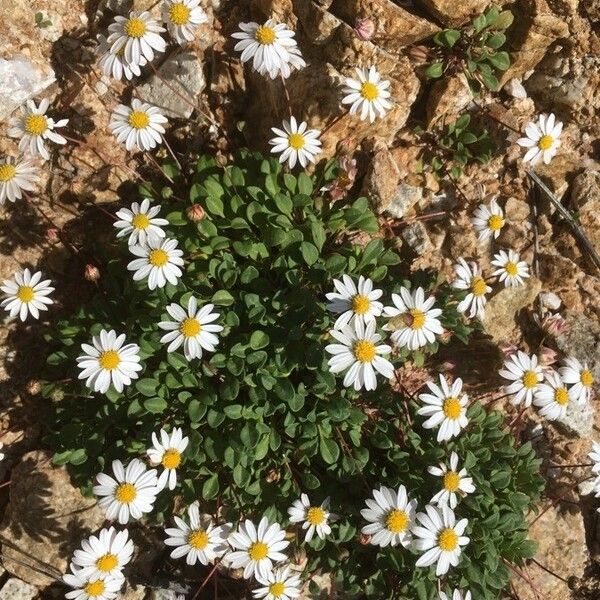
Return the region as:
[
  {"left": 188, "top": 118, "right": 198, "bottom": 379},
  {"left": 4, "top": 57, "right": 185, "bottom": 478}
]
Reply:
[
  {"left": 274, "top": 193, "right": 293, "bottom": 214},
  {"left": 310, "top": 222, "right": 326, "bottom": 252},
  {"left": 144, "top": 397, "right": 168, "bottom": 413},
  {"left": 425, "top": 62, "right": 444, "bottom": 78},
  {"left": 359, "top": 239, "right": 383, "bottom": 268},
  {"left": 212, "top": 290, "right": 235, "bottom": 306},
  {"left": 136, "top": 378, "right": 158, "bottom": 397},
  {"left": 249, "top": 330, "right": 270, "bottom": 350},
  {"left": 300, "top": 242, "right": 319, "bottom": 266},
  {"left": 434, "top": 29, "right": 461, "bottom": 48},
  {"left": 202, "top": 473, "right": 219, "bottom": 499},
  {"left": 486, "top": 32, "right": 506, "bottom": 49},
  {"left": 319, "top": 437, "right": 340, "bottom": 464},
  {"left": 488, "top": 51, "right": 510, "bottom": 71},
  {"left": 297, "top": 172, "right": 313, "bottom": 195}
]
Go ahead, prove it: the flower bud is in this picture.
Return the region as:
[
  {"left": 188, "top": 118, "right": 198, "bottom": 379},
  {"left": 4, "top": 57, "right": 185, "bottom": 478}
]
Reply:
[
  {"left": 187, "top": 204, "right": 206, "bottom": 222},
  {"left": 84, "top": 264, "right": 100, "bottom": 282},
  {"left": 354, "top": 18, "right": 375, "bottom": 41},
  {"left": 26, "top": 380, "right": 42, "bottom": 395},
  {"left": 46, "top": 228, "right": 60, "bottom": 244},
  {"left": 265, "top": 469, "right": 281, "bottom": 483}
]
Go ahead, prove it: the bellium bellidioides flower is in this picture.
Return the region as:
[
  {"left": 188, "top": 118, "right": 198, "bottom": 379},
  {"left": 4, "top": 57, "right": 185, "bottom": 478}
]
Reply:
[
  {"left": 77, "top": 329, "right": 142, "bottom": 394},
  {"left": 114, "top": 198, "right": 169, "bottom": 246},
  {"left": 440, "top": 590, "right": 472, "bottom": 600},
  {"left": 325, "top": 274, "right": 383, "bottom": 330},
  {"left": 517, "top": 113, "right": 562, "bottom": 166},
  {"left": 491, "top": 249, "right": 530, "bottom": 287},
  {"left": 109, "top": 100, "right": 168, "bottom": 152},
  {"left": 8, "top": 99, "right": 68, "bottom": 161},
  {"left": 107, "top": 10, "right": 166, "bottom": 65},
  {"left": 559, "top": 356, "right": 594, "bottom": 404},
  {"left": 1, "top": 268, "right": 54, "bottom": 322},
  {"left": 452, "top": 258, "right": 491, "bottom": 320},
  {"left": 428, "top": 452, "right": 475, "bottom": 509},
  {"left": 147, "top": 427, "right": 189, "bottom": 490},
  {"left": 533, "top": 370, "right": 575, "bottom": 421},
  {"left": 341, "top": 66, "right": 392, "bottom": 123},
  {"left": 269, "top": 116, "right": 322, "bottom": 169},
  {"left": 162, "top": 0, "right": 208, "bottom": 44},
  {"left": 63, "top": 565, "right": 124, "bottom": 600},
  {"left": 499, "top": 350, "right": 543, "bottom": 407},
  {"left": 325, "top": 319, "right": 394, "bottom": 391},
  {"left": 471, "top": 198, "right": 505, "bottom": 242},
  {"left": 288, "top": 494, "right": 334, "bottom": 542},
  {"left": 97, "top": 34, "right": 146, "bottom": 81},
  {"left": 253, "top": 566, "right": 302, "bottom": 600},
  {"left": 127, "top": 236, "right": 184, "bottom": 290},
  {"left": 0, "top": 156, "right": 39, "bottom": 204},
  {"left": 589, "top": 441, "right": 600, "bottom": 474}
]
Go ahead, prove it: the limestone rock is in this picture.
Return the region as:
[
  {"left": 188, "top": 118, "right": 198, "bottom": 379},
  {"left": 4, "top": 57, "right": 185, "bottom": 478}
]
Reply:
[
  {"left": 330, "top": 0, "right": 439, "bottom": 50},
  {"left": 295, "top": 2, "right": 342, "bottom": 45},
  {"left": 401, "top": 222, "right": 433, "bottom": 255},
  {"left": 0, "top": 451, "right": 105, "bottom": 587},
  {"left": 0, "top": 578, "right": 38, "bottom": 600},
  {"left": 554, "top": 311, "right": 600, "bottom": 380},
  {"left": 426, "top": 73, "right": 473, "bottom": 127},
  {"left": 138, "top": 51, "right": 206, "bottom": 120},
  {"left": 571, "top": 170, "right": 600, "bottom": 251},
  {"left": 482, "top": 277, "right": 542, "bottom": 343},
  {"left": 559, "top": 401, "right": 595, "bottom": 437},
  {"left": 361, "top": 148, "right": 400, "bottom": 211},
  {"left": 415, "top": 0, "right": 493, "bottom": 26},
  {"left": 501, "top": 0, "right": 568, "bottom": 84}
]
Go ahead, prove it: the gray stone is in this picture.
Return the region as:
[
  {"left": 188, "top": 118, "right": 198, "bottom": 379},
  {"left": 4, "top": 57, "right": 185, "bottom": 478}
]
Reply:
[
  {"left": 138, "top": 51, "right": 206, "bottom": 120},
  {"left": 401, "top": 222, "right": 432, "bottom": 254},
  {"left": 504, "top": 78, "right": 528, "bottom": 99},
  {"left": 0, "top": 578, "right": 38, "bottom": 600},
  {"left": 388, "top": 183, "right": 423, "bottom": 219},
  {"left": 539, "top": 291, "right": 561, "bottom": 311},
  {"left": 558, "top": 401, "right": 595, "bottom": 437},
  {"left": 555, "top": 311, "right": 600, "bottom": 381}
]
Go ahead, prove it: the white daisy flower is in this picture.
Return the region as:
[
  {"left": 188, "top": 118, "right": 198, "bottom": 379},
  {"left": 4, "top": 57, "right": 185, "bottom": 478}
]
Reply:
[
  {"left": 63, "top": 565, "right": 124, "bottom": 600},
  {"left": 127, "top": 237, "right": 184, "bottom": 290},
  {"left": 417, "top": 375, "right": 469, "bottom": 442},
  {"left": 451, "top": 258, "right": 491, "bottom": 320},
  {"left": 107, "top": 10, "right": 166, "bottom": 66},
  {"left": 231, "top": 20, "right": 304, "bottom": 80},
  {"left": 440, "top": 590, "right": 472, "bottom": 600},
  {"left": 491, "top": 249, "right": 530, "bottom": 288},
  {"left": 412, "top": 505, "right": 469, "bottom": 576},
  {"left": 93, "top": 458, "right": 159, "bottom": 525},
  {"left": 97, "top": 34, "right": 146, "bottom": 81},
  {"left": 517, "top": 113, "right": 563, "bottom": 166},
  {"left": 325, "top": 319, "right": 394, "bottom": 392},
  {"left": 162, "top": 0, "right": 208, "bottom": 44},
  {"left": 71, "top": 527, "right": 134, "bottom": 580},
  {"left": 7, "top": 99, "right": 69, "bottom": 161},
  {"left": 114, "top": 198, "right": 169, "bottom": 246},
  {"left": 109, "top": 100, "right": 168, "bottom": 153},
  {"left": 253, "top": 565, "right": 302, "bottom": 600},
  {"left": 76, "top": 329, "right": 142, "bottom": 394},
  {"left": 158, "top": 296, "right": 223, "bottom": 360},
  {"left": 360, "top": 484, "right": 417, "bottom": 548},
  {"left": 269, "top": 117, "right": 322, "bottom": 169},
  {"left": 1, "top": 268, "right": 54, "bottom": 322},
  {"left": 288, "top": 494, "right": 334, "bottom": 542},
  {"left": 226, "top": 517, "right": 289, "bottom": 580},
  {"left": 146, "top": 427, "right": 189, "bottom": 490},
  {"left": 164, "top": 502, "right": 231, "bottom": 566},
  {"left": 341, "top": 66, "right": 393, "bottom": 123},
  {"left": 589, "top": 441, "right": 600, "bottom": 474},
  {"left": 382, "top": 287, "right": 443, "bottom": 351},
  {"left": 0, "top": 156, "right": 39, "bottom": 204},
  {"left": 428, "top": 452, "right": 475, "bottom": 509},
  {"left": 498, "top": 351, "right": 543, "bottom": 407},
  {"left": 325, "top": 274, "right": 383, "bottom": 330},
  {"left": 471, "top": 198, "right": 505, "bottom": 242},
  {"left": 533, "top": 370, "right": 575, "bottom": 421},
  {"left": 559, "top": 357, "right": 594, "bottom": 405}
]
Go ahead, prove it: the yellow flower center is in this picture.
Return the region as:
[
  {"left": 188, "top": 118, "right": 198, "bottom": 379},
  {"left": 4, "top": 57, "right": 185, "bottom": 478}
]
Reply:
[
  {"left": 288, "top": 133, "right": 305, "bottom": 150},
  {"left": 255, "top": 25, "right": 276, "bottom": 45},
  {"left": 353, "top": 340, "right": 376, "bottom": 363},
  {"left": 581, "top": 370, "right": 594, "bottom": 387},
  {"left": 538, "top": 135, "right": 554, "bottom": 151},
  {"left": 0, "top": 164, "right": 16, "bottom": 182},
  {"left": 96, "top": 553, "right": 118, "bottom": 572},
  {"left": 16, "top": 285, "right": 34, "bottom": 303},
  {"left": 351, "top": 294, "right": 371, "bottom": 315},
  {"left": 84, "top": 580, "right": 106, "bottom": 597},
  {"left": 128, "top": 110, "right": 150, "bottom": 130},
  {"left": 148, "top": 248, "right": 169, "bottom": 267},
  {"left": 125, "top": 17, "right": 147, "bottom": 38},
  {"left": 385, "top": 509, "right": 408, "bottom": 534},
  {"left": 444, "top": 471, "right": 460, "bottom": 492},
  {"left": 403, "top": 309, "right": 426, "bottom": 330},
  {"left": 360, "top": 81, "right": 379, "bottom": 101},
  {"left": 471, "top": 277, "right": 487, "bottom": 297},
  {"left": 306, "top": 506, "right": 326, "bottom": 526},
  {"left": 161, "top": 448, "right": 182, "bottom": 469},
  {"left": 488, "top": 214, "right": 504, "bottom": 231},
  {"left": 131, "top": 213, "right": 151, "bottom": 230},
  {"left": 248, "top": 541, "right": 269, "bottom": 561},
  {"left": 438, "top": 528, "right": 458, "bottom": 551},
  {"left": 180, "top": 317, "right": 201, "bottom": 338},
  {"left": 554, "top": 387, "right": 569, "bottom": 406},
  {"left": 188, "top": 529, "right": 209, "bottom": 550},
  {"left": 269, "top": 582, "right": 286, "bottom": 598},
  {"left": 505, "top": 261, "right": 519, "bottom": 276},
  {"left": 522, "top": 370, "right": 538, "bottom": 389},
  {"left": 99, "top": 350, "right": 121, "bottom": 370},
  {"left": 169, "top": 3, "right": 191, "bottom": 25},
  {"left": 25, "top": 114, "right": 48, "bottom": 136},
  {"left": 115, "top": 482, "right": 137, "bottom": 503},
  {"left": 443, "top": 397, "right": 461, "bottom": 420}
]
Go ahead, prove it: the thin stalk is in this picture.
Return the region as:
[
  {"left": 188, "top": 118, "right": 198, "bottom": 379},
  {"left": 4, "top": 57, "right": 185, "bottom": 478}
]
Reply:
[
  {"left": 280, "top": 74, "right": 293, "bottom": 119},
  {"left": 162, "top": 135, "right": 183, "bottom": 172},
  {"left": 145, "top": 151, "right": 175, "bottom": 184},
  {"left": 191, "top": 561, "right": 220, "bottom": 600},
  {"left": 530, "top": 557, "right": 568, "bottom": 584}
]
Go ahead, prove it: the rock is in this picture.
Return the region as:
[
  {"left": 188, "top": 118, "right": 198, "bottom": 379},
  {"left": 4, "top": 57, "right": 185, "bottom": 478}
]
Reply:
[
  {"left": 361, "top": 149, "right": 400, "bottom": 212},
  {"left": 539, "top": 291, "right": 561, "bottom": 311},
  {"left": 559, "top": 401, "right": 595, "bottom": 437},
  {"left": 0, "top": 55, "right": 55, "bottom": 122},
  {"left": 482, "top": 277, "right": 542, "bottom": 343},
  {"left": 538, "top": 253, "right": 582, "bottom": 311},
  {"left": 401, "top": 222, "right": 433, "bottom": 255},
  {"left": 330, "top": 0, "right": 439, "bottom": 50},
  {"left": 415, "top": 0, "right": 492, "bottom": 26},
  {"left": 295, "top": 2, "right": 342, "bottom": 45},
  {"left": 571, "top": 170, "right": 600, "bottom": 252},
  {"left": 554, "top": 311, "right": 600, "bottom": 380},
  {"left": 388, "top": 183, "right": 424, "bottom": 219},
  {"left": 501, "top": 0, "right": 568, "bottom": 84},
  {"left": 0, "top": 451, "right": 105, "bottom": 587},
  {"left": 119, "top": 583, "right": 148, "bottom": 600},
  {"left": 426, "top": 73, "right": 473, "bottom": 127},
  {"left": 504, "top": 77, "right": 528, "bottom": 99},
  {"left": 0, "top": 579, "right": 38, "bottom": 600},
  {"left": 138, "top": 51, "right": 206, "bottom": 120}
]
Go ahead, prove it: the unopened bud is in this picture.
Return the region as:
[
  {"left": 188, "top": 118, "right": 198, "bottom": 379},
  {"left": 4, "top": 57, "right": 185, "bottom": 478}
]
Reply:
[
  {"left": 84, "top": 264, "right": 100, "bottom": 282},
  {"left": 408, "top": 45, "right": 430, "bottom": 63},
  {"left": 539, "top": 345, "right": 558, "bottom": 366},
  {"left": 359, "top": 533, "right": 371, "bottom": 545},
  {"left": 26, "top": 380, "right": 42, "bottom": 395},
  {"left": 187, "top": 204, "right": 205, "bottom": 222},
  {"left": 265, "top": 469, "right": 281, "bottom": 483},
  {"left": 47, "top": 228, "right": 60, "bottom": 244},
  {"left": 51, "top": 389, "right": 65, "bottom": 402},
  {"left": 354, "top": 17, "right": 375, "bottom": 41}
]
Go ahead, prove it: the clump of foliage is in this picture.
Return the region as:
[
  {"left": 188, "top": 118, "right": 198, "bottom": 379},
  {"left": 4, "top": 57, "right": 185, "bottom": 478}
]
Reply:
[
  {"left": 34, "top": 11, "right": 53, "bottom": 28},
  {"left": 424, "top": 5, "right": 513, "bottom": 92},
  {"left": 43, "top": 151, "right": 542, "bottom": 598},
  {"left": 416, "top": 113, "right": 494, "bottom": 179}
]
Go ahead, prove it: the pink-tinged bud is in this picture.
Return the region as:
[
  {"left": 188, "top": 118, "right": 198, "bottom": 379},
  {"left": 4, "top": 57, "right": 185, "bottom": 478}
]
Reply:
[
  {"left": 265, "top": 469, "right": 281, "bottom": 483},
  {"left": 354, "top": 17, "right": 375, "bottom": 41},
  {"left": 46, "top": 228, "right": 60, "bottom": 244},
  {"left": 541, "top": 313, "right": 568, "bottom": 336},
  {"left": 539, "top": 345, "right": 558, "bottom": 366},
  {"left": 187, "top": 204, "right": 205, "bottom": 222},
  {"left": 500, "top": 343, "right": 519, "bottom": 358},
  {"left": 359, "top": 533, "right": 371, "bottom": 545},
  {"left": 84, "top": 264, "right": 100, "bottom": 282},
  {"left": 438, "top": 329, "right": 452, "bottom": 343}
]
